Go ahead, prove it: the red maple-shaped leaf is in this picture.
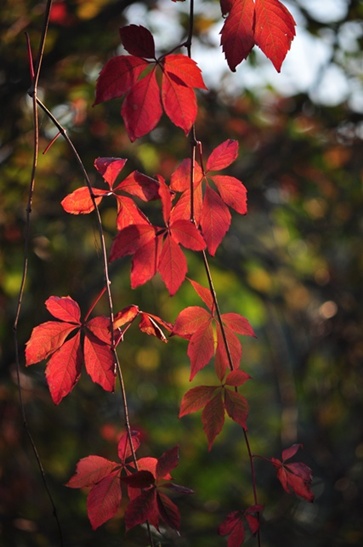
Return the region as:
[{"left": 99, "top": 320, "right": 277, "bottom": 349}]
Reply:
[
  {"left": 113, "top": 304, "right": 173, "bottom": 343},
  {"left": 218, "top": 504, "right": 263, "bottom": 546},
  {"left": 170, "top": 140, "right": 247, "bottom": 255},
  {"left": 173, "top": 279, "right": 255, "bottom": 379},
  {"left": 270, "top": 444, "right": 314, "bottom": 502},
  {"left": 25, "top": 296, "right": 116, "bottom": 404},
  {"left": 61, "top": 157, "right": 158, "bottom": 231},
  {"left": 179, "top": 370, "right": 250, "bottom": 449},
  {"left": 94, "top": 25, "right": 207, "bottom": 141},
  {"left": 110, "top": 177, "right": 206, "bottom": 295},
  {"left": 220, "top": 0, "right": 296, "bottom": 72},
  {"left": 66, "top": 430, "right": 141, "bottom": 529},
  {"left": 123, "top": 446, "right": 193, "bottom": 531}
]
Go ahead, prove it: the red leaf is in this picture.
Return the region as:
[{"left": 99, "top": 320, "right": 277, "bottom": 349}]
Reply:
[
  {"left": 218, "top": 510, "right": 245, "bottom": 546},
  {"left": 116, "top": 171, "right": 159, "bottom": 201},
  {"left": 254, "top": 0, "right": 296, "bottom": 72},
  {"left": 215, "top": 323, "right": 242, "bottom": 379},
  {"left": 122, "top": 68, "right": 162, "bottom": 141},
  {"left": 138, "top": 313, "right": 169, "bottom": 342},
  {"left": 188, "top": 319, "right": 215, "bottom": 380},
  {"left": 45, "top": 295, "right": 81, "bottom": 323},
  {"left": 225, "top": 369, "right": 251, "bottom": 387},
  {"left": 86, "top": 316, "right": 111, "bottom": 345},
  {"left": 25, "top": 321, "right": 78, "bottom": 365},
  {"left": 122, "top": 469, "right": 155, "bottom": 489},
  {"left": 202, "top": 389, "right": 225, "bottom": 450},
  {"left": 158, "top": 236, "right": 187, "bottom": 296},
  {"left": 156, "top": 446, "right": 179, "bottom": 479},
  {"left": 125, "top": 488, "right": 158, "bottom": 530},
  {"left": 170, "top": 219, "right": 206, "bottom": 251},
  {"left": 94, "top": 157, "right": 128, "bottom": 187},
  {"left": 222, "top": 312, "right": 255, "bottom": 337},
  {"left": 84, "top": 332, "right": 115, "bottom": 392},
  {"left": 224, "top": 389, "right": 249, "bottom": 430},
  {"left": 61, "top": 186, "right": 107, "bottom": 214},
  {"left": 220, "top": 0, "right": 255, "bottom": 72},
  {"left": 173, "top": 306, "right": 211, "bottom": 339},
  {"left": 110, "top": 224, "right": 156, "bottom": 261},
  {"left": 212, "top": 175, "right": 247, "bottom": 215},
  {"left": 162, "top": 73, "right": 198, "bottom": 135},
  {"left": 117, "top": 430, "right": 141, "bottom": 462},
  {"left": 131, "top": 237, "right": 160, "bottom": 288},
  {"left": 179, "top": 386, "right": 219, "bottom": 417},
  {"left": 270, "top": 444, "right": 314, "bottom": 502},
  {"left": 157, "top": 491, "right": 181, "bottom": 531},
  {"left": 87, "top": 470, "right": 122, "bottom": 529},
  {"left": 189, "top": 278, "right": 214, "bottom": 310},
  {"left": 45, "top": 331, "right": 83, "bottom": 404},
  {"left": 163, "top": 54, "right": 206, "bottom": 90},
  {"left": 201, "top": 185, "right": 231, "bottom": 255},
  {"left": 94, "top": 56, "right": 148, "bottom": 105},
  {"left": 115, "top": 195, "right": 149, "bottom": 231},
  {"left": 119, "top": 25, "right": 156, "bottom": 58},
  {"left": 66, "top": 455, "right": 120, "bottom": 488},
  {"left": 206, "top": 139, "right": 239, "bottom": 171}
]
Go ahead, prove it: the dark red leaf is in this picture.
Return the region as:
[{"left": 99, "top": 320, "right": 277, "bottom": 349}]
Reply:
[
  {"left": 156, "top": 446, "right": 179, "bottom": 479},
  {"left": 87, "top": 470, "right": 122, "bottom": 529},
  {"left": 220, "top": 0, "right": 255, "bottom": 72},
  {"left": 120, "top": 25, "right": 156, "bottom": 58},
  {"left": 66, "top": 455, "right": 120, "bottom": 488},
  {"left": 94, "top": 157, "right": 128, "bottom": 187},
  {"left": 117, "top": 430, "right": 141, "bottom": 462},
  {"left": 224, "top": 389, "right": 249, "bottom": 430},
  {"left": 179, "top": 386, "right": 219, "bottom": 417},
  {"left": 202, "top": 389, "right": 225, "bottom": 449}
]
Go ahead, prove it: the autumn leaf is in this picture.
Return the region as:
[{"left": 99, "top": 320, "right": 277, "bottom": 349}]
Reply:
[
  {"left": 123, "top": 446, "right": 193, "bottom": 531},
  {"left": 66, "top": 430, "right": 141, "bottom": 529},
  {"left": 218, "top": 504, "right": 263, "bottom": 546},
  {"left": 95, "top": 25, "right": 207, "bottom": 140},
  {"left": 110, "top": 177, "right": 206, "bottom": 295},
  {"left": 220, "top": 0, "right": 296, "bottom": 72},
  {"left": 170, "top": 140, "right": 247, "bottom": 255},
  {"left": 270, "top": 444, "right": 315, "bottom": 502},
  {"left": 25, "top": 296, "right": 116, "bottom": 404},
  {"left": 113, "top": 304, "right": 173, "bottom": 343},
  {"left": 61, "top": 157, "right": 158, "bottom": 231},
  {"left": 179, "top": 371, "right": 250, "bottom": 449},
  {"left": 173, "top": 279, "right": 255, "bottom": 379}
]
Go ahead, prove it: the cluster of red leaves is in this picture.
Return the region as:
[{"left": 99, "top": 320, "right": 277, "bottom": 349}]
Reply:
[
  {"left": 94, "top": 24, "right": 207, "bottom": 141},
  {"left": 218, "top": 504, "right": 263, "bottom": 546},
  {"left": 25, "top": 296, "right": 172, "bottom": 404},
  {"left": 220, "top": 0, "right": 296, "bottom": 72},
  {"left": 270, "top": 443, "right": 315, "bottom": 502},
  {"left": 67, "top": 431, "right": 192, "bottom": 531},
  {"left": 170, "top": 139, "right": 247, "bottom": 255}
]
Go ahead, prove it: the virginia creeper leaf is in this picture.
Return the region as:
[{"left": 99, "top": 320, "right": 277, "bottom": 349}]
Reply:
[
  {"left": 270, "top": 444, "right": 314, "bottom": 502},
  {"left": 120, "top": 24, "right": 156, "bottom": 58}
]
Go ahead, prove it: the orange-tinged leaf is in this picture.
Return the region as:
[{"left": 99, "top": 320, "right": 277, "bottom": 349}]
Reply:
[
  {"left": 254, "top": 0, "right": 296, "bottom": 72},
  {"left": 222, "top": 312, "right": 255, "bottom": 337},
  {"left": 45, "top": 331, "right": 83, "bottom": 404},
  {"left": 188, "top": 278, "right": 214, "bottom": 310},
  {"left": 113, "top": 305, "right": 139, "bottom": 329},
  {"left": 116, "top": 171, "right": 159, "bottom": 201},
  {"left": 61, "top": 186, "right": 106, "bottom": 214},
  {"left": 45, "top": 295, "right": 81, "bottom": 323},
  {"left": 122, "top": 68, "right": 162, "bottom": 141},
  {"left": 115, "top": 195, "right": 149, "bottom": 231},
  {"left": 25, "top": 321, "right": 78, "bottom": 365}
]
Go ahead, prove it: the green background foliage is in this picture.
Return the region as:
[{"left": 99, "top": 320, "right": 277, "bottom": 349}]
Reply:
[{"left": 1, "top": 0, "right": 362, "bottom": 545}]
